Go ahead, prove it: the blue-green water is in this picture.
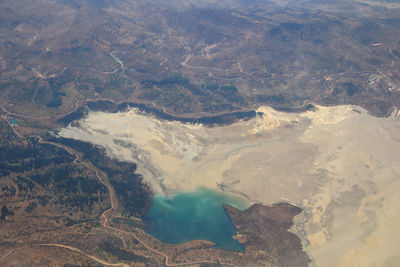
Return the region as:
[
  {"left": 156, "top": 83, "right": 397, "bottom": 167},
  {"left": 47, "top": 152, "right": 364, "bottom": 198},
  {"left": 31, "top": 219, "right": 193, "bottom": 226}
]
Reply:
[
  {"left": 144, "top": 188, "right": 249, "bottom": 252},
  {"left": 9, "top": 119, "right": 18, "bottom": 125}
]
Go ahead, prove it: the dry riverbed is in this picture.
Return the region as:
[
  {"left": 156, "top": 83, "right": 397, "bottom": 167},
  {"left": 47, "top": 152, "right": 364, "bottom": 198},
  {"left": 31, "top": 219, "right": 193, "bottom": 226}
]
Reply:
[{"left": 58, "top": 104, "right": 400, "bottom": 267}]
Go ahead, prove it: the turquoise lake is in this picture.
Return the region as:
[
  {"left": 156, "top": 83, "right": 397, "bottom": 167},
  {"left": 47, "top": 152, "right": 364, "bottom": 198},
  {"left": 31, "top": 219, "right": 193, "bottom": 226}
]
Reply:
[
  {"left": 144, "top": 188, "right": 249, "bottom": 252},
  {"left": 9, "top": 119, "right": 18, "bottom": 125}
]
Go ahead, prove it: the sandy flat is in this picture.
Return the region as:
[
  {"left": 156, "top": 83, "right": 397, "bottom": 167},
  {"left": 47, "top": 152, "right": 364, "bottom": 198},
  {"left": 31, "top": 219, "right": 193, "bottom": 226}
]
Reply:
[{"left": 59, "top": 105, "right": 400, "bottom": 267}]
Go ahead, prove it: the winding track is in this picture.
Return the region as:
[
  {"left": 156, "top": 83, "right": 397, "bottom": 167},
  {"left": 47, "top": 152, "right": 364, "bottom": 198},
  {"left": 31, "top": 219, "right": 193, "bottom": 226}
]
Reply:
[
  {"left": 0, "top": 105, "right": 240, "bottom": 266},
  {"left": 0, "top": 245, "right": 129, "bottom": 267}
]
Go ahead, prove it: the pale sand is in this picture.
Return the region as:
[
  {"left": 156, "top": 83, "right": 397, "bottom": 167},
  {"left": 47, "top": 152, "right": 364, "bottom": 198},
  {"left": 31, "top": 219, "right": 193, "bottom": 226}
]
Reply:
[{"left": 58, "top": 105, "right": 400, "bottom": 267}]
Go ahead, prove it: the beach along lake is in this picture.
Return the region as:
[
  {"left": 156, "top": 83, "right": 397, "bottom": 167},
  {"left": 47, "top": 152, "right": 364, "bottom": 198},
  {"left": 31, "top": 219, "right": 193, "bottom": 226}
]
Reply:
[{"left": 144, "top": 188, "right": 249, "bottom": 251}]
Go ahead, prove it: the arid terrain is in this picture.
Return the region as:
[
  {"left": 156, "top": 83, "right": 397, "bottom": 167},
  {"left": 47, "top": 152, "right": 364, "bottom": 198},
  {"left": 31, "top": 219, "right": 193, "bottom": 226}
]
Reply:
[
  {"left": 59, "top": 104, "right": 400, "bottom": 266},
  {"left": 1, "top": 0, "right": 400, "bottom": 118},
  {"left": 1, "top": 0, "right": 400, "bottom": 266}
]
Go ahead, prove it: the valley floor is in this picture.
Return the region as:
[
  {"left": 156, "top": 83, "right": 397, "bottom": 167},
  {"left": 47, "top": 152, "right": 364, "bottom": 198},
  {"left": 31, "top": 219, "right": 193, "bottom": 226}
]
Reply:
[{"left": 59, "top": 104, "right": 400, "bottom": 267}]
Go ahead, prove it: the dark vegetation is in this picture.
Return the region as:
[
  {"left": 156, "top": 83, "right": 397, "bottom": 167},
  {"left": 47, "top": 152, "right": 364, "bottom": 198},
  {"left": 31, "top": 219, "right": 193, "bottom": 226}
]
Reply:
[
  {"left": 60, "top": 99, "right": 258, "bottom": 126},
  {"left": 0, "top": 120, "right": 109, "bottom": 219},
  {"left": 343, "top": 82, "right": 360, "bottom": 97},
  {"left": 0, "top": 205, "right": 14, "bottom": 220},
  {"left": 57, "top": 107, "right": 88, "bottom": 125},
  {"left": 225, "top": 203, "right": 311, "bottom": 267},
  {"left": 142, "top": 75, "right": 204, "bottom": 96},
  {"left": 0, "top": 119, "right": 154, "bottom": 264},
  {"left": 123, "top": 101, "right": 256, "bottom": 125},
  {"left": 46, "top": 78, "right": 66, "bottom": 108},
  {"left": 1, "top": 0, "right": 399, "bottom": 116},
  {"left": 47, "top": 136, "right": 152, "bottom": 217},
  {"left": 139, "top": 75, "right": 245, "bottom": 113},
  {"left": 0, "top": 137, "right": 74, "bottom": 176},
  {"left": 272, "top": 103, "right": 317, "bottom": 113},
  {"left": 0, "top": 0, "right": 399, "bottom": 264}
]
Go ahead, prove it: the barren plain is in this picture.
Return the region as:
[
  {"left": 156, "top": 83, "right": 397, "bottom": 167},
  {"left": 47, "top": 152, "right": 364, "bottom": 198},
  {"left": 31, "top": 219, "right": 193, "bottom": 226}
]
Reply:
[
  {"left": 59, "top": 104, "right": 400, "bottom": 267},
  {"left": 1, "top": 0, "right": 400, "bottom": 265}
]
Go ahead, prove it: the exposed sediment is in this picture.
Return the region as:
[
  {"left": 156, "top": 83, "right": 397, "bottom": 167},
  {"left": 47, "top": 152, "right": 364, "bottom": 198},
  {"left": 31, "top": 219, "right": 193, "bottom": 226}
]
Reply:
[{"left": 58, "top": 104, "right": 400, "bottom": 266}]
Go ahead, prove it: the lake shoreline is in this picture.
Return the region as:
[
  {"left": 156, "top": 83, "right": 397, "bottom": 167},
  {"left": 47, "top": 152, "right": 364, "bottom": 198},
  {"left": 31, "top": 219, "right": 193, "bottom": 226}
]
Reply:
[
  {"left": 57, "top": 100, "right": 261, "bottom": 126},
  {"left": 143, "top": 187, "right": 249, "bottom": 252}
]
